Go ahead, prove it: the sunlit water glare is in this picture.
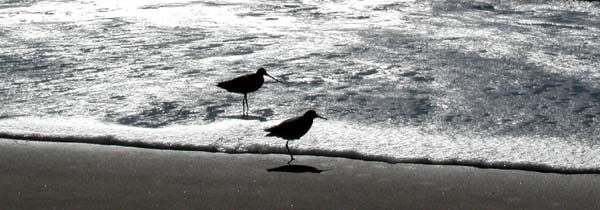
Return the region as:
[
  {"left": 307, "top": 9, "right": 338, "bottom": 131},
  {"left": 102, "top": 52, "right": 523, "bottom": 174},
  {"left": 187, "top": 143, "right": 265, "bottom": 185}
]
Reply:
[{"left": 1, "top": 0, "right": 600, "bottom": 172}]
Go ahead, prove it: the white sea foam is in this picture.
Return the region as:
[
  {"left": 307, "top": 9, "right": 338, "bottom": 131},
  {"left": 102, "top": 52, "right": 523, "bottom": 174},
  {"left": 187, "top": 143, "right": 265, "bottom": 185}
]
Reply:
[{"left": 1, "top": 117, "right": 598, "bottom": 173}]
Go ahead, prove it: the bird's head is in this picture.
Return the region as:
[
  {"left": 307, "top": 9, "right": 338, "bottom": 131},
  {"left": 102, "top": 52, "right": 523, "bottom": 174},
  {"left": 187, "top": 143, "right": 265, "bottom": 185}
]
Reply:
[
  {"left": 256, "top": 68, "right": 282, "bottom": 83},
  {"left": 256, "top": 68, "right": 268, "bottom": 75},
  {"left": 304, "top": 110, "right": 327, "bottom": 120}
]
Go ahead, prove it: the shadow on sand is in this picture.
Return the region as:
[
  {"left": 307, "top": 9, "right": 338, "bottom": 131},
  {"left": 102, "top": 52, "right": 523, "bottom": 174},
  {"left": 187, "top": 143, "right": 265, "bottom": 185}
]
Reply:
[{"left": 266, "top": 164, "right": 327, "bottom": 173}]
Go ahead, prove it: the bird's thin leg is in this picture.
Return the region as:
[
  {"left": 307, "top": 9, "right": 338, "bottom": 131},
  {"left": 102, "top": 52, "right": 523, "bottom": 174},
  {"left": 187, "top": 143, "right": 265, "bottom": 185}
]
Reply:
[
  {"left": 242, "top": 94, "right": 247, "bottom": 117},
  {"left": 245, "top": 94, "right": 249, "bottom": 116},
  {"left": 286, "top": 140, "right": 295, "bottom": 164}
]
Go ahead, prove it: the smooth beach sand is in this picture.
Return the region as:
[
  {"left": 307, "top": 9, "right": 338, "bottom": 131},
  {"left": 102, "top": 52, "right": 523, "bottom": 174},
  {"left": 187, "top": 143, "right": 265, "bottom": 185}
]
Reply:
[{"left": 1, "top": 139, "right": 599, "bottom": 210}]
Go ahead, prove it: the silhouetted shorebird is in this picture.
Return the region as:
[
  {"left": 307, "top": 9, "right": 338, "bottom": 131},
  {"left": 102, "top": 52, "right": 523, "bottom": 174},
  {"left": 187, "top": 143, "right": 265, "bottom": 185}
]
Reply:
[
  {"left": 217, "top": 68, "right": 280, "bottom": 117},
  {"left": 265, "top": 110, "right": 327, "bottom": 164}
]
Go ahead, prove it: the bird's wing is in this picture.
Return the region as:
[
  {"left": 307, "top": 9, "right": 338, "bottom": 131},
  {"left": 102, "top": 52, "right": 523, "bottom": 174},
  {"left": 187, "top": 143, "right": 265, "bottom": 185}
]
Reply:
[
  {"left": 217, "top": 73, "right": 254, "bottom": 88},
  {"left": 265, "top": 116, "right": 301, "bottom": 132}
]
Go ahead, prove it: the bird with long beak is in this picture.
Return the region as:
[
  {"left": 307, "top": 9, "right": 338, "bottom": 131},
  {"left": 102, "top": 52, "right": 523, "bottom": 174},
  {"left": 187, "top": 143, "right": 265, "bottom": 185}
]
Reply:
[
  {"left": 217, "top": 68, "right": 280, "bottom": 117},
  {"left": 265, "top": 110, "right": 327, "bottom": 164}
]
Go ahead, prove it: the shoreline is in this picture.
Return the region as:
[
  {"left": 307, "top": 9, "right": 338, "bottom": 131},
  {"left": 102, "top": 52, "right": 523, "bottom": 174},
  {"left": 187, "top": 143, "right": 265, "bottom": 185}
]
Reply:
[
  {"left": 1, "top": 134, "right": 598, "bottom": 174},
  {"left": 1, "top": 139, "right": 599, "bottom": 209}
]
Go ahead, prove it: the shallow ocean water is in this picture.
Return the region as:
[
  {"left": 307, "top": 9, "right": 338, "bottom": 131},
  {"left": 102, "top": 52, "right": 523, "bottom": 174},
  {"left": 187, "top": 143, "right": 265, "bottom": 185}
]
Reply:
[{"left": 1, "top": 0, "right": 599, "bottom": 172}]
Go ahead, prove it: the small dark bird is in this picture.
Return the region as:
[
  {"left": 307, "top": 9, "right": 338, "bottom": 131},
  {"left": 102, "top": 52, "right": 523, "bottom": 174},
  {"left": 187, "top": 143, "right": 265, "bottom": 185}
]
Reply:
[
  {"left": 217, "top": 68, "right": 280, "bottom": 117},
  {"left": 265, "top": 110, "right": 327, "bottom": 164}
]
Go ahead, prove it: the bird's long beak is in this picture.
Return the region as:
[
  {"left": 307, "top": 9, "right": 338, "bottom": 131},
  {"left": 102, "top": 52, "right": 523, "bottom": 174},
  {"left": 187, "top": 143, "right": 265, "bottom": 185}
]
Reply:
[
  {"left": 265, "top": 73, "right": 282, "bottom": 83},
  {"left": 316, "top": 114, "right": 328, "bottom": 120}
]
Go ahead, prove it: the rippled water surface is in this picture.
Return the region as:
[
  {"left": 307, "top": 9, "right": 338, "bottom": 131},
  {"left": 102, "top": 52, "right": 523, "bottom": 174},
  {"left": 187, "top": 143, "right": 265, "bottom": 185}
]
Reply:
[{"left": 1, "top": 0, "right": 600, "bottom": 172}]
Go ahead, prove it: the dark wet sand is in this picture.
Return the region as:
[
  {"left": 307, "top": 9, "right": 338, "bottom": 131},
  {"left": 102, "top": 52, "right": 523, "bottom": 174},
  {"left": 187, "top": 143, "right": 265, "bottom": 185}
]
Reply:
[{"left": 1, "top": 139, "right": 599, "bottom": 210}]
